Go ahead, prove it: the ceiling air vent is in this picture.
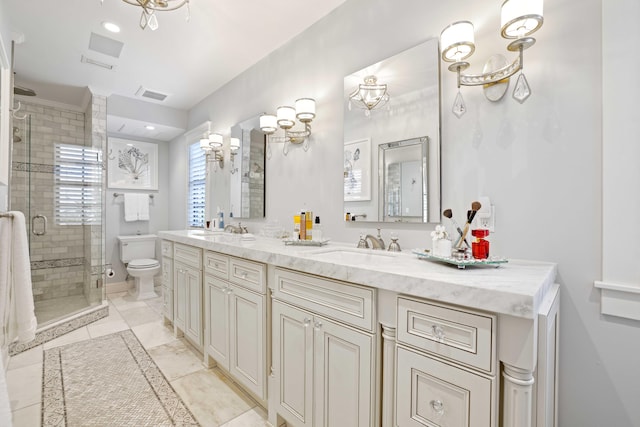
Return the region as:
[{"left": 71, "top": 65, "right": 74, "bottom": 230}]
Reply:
[
  {"left": 135, "top": 86, "right": 168, "bottom": 102},
  {"left": 88, "top": 32, "right": 124, "bottom": 58},
  {"left": 80, "top": 55, "right": 114, "bottom": 70}
]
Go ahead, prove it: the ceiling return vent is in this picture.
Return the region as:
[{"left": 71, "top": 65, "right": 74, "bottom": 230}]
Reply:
[
  {"left": 135, "top": 86, "right": 168, "bottom": 102},
  {"left": 88, "top": 32, "right": 124, "bottom": 58}
]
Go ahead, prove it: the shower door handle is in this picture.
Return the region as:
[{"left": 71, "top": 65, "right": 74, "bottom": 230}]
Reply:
[{"left": 32, "top": 214, "right": 48, "bottom": 236}]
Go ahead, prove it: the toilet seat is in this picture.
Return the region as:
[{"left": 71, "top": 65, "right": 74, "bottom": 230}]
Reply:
[{"left": 128, "top": 258, "right": 159, "bottom": 269}]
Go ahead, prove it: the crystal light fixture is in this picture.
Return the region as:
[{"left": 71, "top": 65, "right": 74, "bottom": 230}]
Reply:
[
  {"left": 440, "top": 0, "right": 544, "bottom": 117},
  {"left": 101, "top": 0, "right": 191, "bottom": 31},
  {"left": 348, "top": 75, "right": 390, "bottom": 117},
  {"left": 260, "top": 98, "right": 317, "bottom": 157}
]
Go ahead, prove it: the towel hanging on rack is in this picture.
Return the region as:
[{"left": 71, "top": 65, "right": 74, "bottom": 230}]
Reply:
[{"left": 124, "top": 193, "right": 150, "bottom": 222}]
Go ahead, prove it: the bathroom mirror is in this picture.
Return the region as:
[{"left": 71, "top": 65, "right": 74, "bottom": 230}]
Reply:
[
  {"left": 229, "top": 115, "right": 266, "bottom": 219},
  {"left": 343, "top": 38, "right": 441, "bottom": 223},
  {"left": 379, "top": 136, "right": 428, "bottom": 222}
]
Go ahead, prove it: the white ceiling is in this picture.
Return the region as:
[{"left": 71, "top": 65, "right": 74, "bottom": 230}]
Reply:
[{"left": 5, "top": 0, "right": 347, "bottom": 139}]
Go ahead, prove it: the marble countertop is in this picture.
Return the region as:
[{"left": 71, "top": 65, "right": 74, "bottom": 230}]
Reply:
[{"left": 158, "top": 230, "right": 557, "bottom": 319}]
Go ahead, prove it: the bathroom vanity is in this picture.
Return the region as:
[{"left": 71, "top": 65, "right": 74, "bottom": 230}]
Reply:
[{"left": 158, "top": 230, "right": 559, "bottom": 427}]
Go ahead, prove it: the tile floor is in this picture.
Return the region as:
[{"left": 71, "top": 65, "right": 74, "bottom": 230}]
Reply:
[{"left": 6, "top": 287, "right": 270, "bottom": 427}]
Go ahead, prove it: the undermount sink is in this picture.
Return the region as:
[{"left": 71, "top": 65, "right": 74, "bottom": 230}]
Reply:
[
  {"left": 188, "top": 230, "right": 223, "bottom": 236},
  {"left": 308, "top": 248, "right": 398, "bottom": 265}
]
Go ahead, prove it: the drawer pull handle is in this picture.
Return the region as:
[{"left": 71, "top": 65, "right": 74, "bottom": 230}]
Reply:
[
  {"left": 431, "top": 324, "right": 445, "bottom": 341},
  {"left": 430, "top": 399, "right": 445, "bottom": 415},
  {"left": 303, "top": 318, "right": 312, "bottom": 328}
]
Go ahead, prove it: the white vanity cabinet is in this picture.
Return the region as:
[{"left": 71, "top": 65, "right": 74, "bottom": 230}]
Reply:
[
  {"left": 160, "top": 240, "right": 174, "bottom": 324},
  {"left": 270, "top": 268, "right": 377, "bottom": 427},
  {"left": 173, "top": 243, "right": 203, "bottom": 350},
  {"left": 395, "top": 296, "right": 497, "bottom": 427},
  {"left": 204, "top": 251, "right": 267, "bottom": 402}
]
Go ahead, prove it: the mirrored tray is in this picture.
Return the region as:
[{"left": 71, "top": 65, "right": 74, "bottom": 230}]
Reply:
[
  {"left": 284, "top": 239, "right": 330, "bottom": 247},
  {"left": 412, "top": 249, "right": 508, "bottom": 269}
]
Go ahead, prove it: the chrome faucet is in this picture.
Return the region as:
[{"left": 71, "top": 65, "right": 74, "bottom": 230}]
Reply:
[
  {"left": 224, "top": 222, "right": 249, "bottom": 234},
  {"left": 365, "top": 228, "right": 386, "bottom": 250}
]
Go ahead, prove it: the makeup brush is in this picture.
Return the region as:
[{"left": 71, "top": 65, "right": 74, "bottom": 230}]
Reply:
[
  {"left": 442, "top": 209, "right": 468, "bottom": 247},
  {"left": 457, "top": 201, "right": 482, "bottom": 248}
]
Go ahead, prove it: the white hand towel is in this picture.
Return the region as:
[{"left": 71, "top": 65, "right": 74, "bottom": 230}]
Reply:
[
  {"left": 137, "top": 194, "right": 150, "bottom": 221},
  {"left": 124, "top": 193, "right": 139, "bottom": 222},
  {"left": 5, "top": 211, "right": 37, "bottom": 345}
]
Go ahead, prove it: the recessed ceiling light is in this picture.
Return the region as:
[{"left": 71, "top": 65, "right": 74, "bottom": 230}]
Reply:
[
  {"left": 145, "top": 125, "right": 156, "bottom": 130},
  {"left": 102, "top": 21, "right": 121, "bottom": 33}
]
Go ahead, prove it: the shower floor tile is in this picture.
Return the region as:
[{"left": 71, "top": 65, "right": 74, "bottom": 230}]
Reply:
[{"left": 35, "top": 294, "right": 90, "bottom": 326}]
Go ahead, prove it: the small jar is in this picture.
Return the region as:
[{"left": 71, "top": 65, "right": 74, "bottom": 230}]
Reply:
[
  {"left": 432, "top": 238, "right": 452, "bottom": 257},
  {"left": 471, "top": 229, "right": 490, "bottom": 259}
]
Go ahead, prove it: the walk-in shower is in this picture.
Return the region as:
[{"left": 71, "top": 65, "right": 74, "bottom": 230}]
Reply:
[{"left": 10, "top": 100, "right": 106, "bottom": 330}]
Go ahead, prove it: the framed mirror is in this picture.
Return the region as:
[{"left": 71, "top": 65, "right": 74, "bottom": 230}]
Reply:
[
  {"left": 229, "top": 115, "right": 266, "bottom": 219},
  {"left": 379, "top": 136, "right": 428, "bottom": 222},
  {"left": 343, "top": 38, "right": 441, "bottom": 223}
]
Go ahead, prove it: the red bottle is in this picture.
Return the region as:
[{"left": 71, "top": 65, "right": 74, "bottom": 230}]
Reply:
[{"left": 471, "top": 229, "right": 490, "bottom": 259}]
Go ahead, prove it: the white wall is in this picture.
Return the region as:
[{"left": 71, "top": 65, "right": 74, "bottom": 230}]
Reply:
[
  {"left": 105, "top": 136, "right": 170, "bottom": 283},
  {"left": 166, "top": 0, "right": 640, "bottom": 425}
]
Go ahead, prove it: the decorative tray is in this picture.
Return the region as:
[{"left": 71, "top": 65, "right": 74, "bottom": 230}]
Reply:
[
  {"left": 284, "top": 239, "right": 330, "bottom": 247},
  {"left": 412, "top": 249, "right": 508, "bottom": 269}
]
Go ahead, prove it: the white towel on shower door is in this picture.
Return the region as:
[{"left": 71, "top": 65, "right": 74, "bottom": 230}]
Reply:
[{"left": 0, "top": 211, "right": 37, "bottom": 347}]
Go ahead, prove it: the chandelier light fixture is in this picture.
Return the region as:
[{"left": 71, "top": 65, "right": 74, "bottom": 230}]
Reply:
[
  {"left": 440, "top": 0, "right": 544, "bottom": 118},
  {"left": 101, "top": 0, "right": 191, "bottom": 31},
  {"left": 200, "top": 132, "right": 224, "bottom": 169},
  {"left": 348, "top": 75, "right": 390, "bottom": 116},
  {"left": 259, "top": 98, "right": 316, "bottom": 157}
]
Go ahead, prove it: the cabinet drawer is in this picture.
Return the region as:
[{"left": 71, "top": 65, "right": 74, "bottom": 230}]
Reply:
[
  {"left": 163, "top": 285, "right": 173, "bottom": 320},
  {"left": 161, "top": 240, "right": 174, "bottom": 258},
  {"left": 173, "top": 243, "right": 202, "bottom": 269},
  {"left": 273, "top": 268, "right": 375, "bottom": 332},
  {"left": 229, "top": 258, "right": 266, "bottom": 294},
  {"left": 162, "top": 258, "right": 173, "bottom": 289},
  {"left": 204, "top": 251, "right": 229, "bottom": 280},
  {"left": 395, "top": 346, "right": 493, "bottom": 427},
  {"left": 397, "top": 297, "right": 495, "bottom": 372}
]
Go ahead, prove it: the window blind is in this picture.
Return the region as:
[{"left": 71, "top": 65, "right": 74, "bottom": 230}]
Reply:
[
  {"left": 54, "top": 144, "right": 102, "bottom": 226},
  {"left": 188, "top": 142, "right": 206, "bottom": 227}
]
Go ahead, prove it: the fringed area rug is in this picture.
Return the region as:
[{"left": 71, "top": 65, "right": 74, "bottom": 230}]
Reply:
[{"left": 42, "top": 330, "right": 199, "bottom": 426}]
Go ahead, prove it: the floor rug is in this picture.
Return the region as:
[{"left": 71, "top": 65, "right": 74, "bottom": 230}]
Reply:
[{"left": 42, "top": 330, "right": 199, "bottom": 426}]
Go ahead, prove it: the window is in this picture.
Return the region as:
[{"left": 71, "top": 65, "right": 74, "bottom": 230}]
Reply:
[
  {"left": 188, "top": 142, "right": 206, "bottom": 227},
  {"left": 54, "top": 144, "right": 102, "bottom": 225}
]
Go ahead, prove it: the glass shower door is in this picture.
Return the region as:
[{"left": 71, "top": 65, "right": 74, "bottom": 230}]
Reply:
[{"left": 10, "top": 106, "right": 105, "bottom": 328}]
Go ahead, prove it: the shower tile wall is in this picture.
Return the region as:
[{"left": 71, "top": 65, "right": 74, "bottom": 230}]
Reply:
[{"left": 11, "top": 102, "right": 87, "bottom": 302}]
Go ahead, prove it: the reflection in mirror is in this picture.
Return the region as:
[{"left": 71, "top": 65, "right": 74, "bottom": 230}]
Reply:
[
  {"left": 379, "top": 136, "right": 428, "bottom": 222},
  {"left": 343, "top": 38, "right": 440, "bottom": 223},
  {"left": 229, "top": 115, "right": 266, "bottom": 219}
]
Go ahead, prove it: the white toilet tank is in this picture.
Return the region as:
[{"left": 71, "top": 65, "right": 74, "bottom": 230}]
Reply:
[{"left": 117, "top": 234, "right": 158, "bottom": 263}]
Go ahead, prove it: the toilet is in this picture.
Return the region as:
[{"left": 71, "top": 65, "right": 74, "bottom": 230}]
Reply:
[{"left": 117, "top": 234, "right": 161, "bottom": 300}]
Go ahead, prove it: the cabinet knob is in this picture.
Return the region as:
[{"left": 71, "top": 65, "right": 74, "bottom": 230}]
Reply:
[
  {"left": 431, "top": 324, "right": 445, "bottom": 341},
  {"left": 303, "top": 318, "right": 312, "bottom": 327},
  {"left": 314, "top": 321, "right": 323, "bottom": 330},
  {"left": 241, "top": 272, "right": 248, "bottom": 279},
  {"left": 430, "top": 399, "right": 445, "bottom": 415}
]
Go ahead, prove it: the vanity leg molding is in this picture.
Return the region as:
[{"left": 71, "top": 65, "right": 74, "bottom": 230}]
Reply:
[
  {"left": 381, "top": 324, "right": 396, "bottom": 427},
  {"left": 502, "top": 364, "right": 535, "bottom": 427}
]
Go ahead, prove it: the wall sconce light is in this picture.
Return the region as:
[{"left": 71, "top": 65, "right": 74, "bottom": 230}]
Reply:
[
  {"left": 229, "top": 137, "right": 240, "bottom": 174},
  {"left": 348, "top": 75, "right": 390, "bottom": 116},
  {"left": 200, "top": 132, "right": 224, "bottom": 169},
  {"left": 440, "top": 0, "right": 544, "bottom": 118},
  {"left": 260, "top": 98, "right": 316, "bottom": 157}
]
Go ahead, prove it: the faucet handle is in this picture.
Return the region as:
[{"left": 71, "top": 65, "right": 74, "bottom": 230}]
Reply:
[
  {"left": 388, "top": 236, "right": 401, "bottom": 252},
  {"left": 357, "top": 234, "right": 369, "bottom": 249}
]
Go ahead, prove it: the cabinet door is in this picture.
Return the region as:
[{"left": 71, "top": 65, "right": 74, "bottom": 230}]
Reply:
[
  {"left": 272, "top": 301, "right": 314, "bottom": 427},
  {"left": 313, "top": 317, "right": 374, "bottom": 427},
  {"left": 395, "top": 346, "right": 493, "bottom": 427},
  {"left": 185, "top": 266, "right": 203, "bottom": 348},
  {"left": 174, "top": 263, "right": 187, "bottom": 331},
  {"left": 205, "top": 275, "right": 229, "bottom": 369},
  {"left": 229, "top": 285, "right": 266, "bottom": 400}
]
